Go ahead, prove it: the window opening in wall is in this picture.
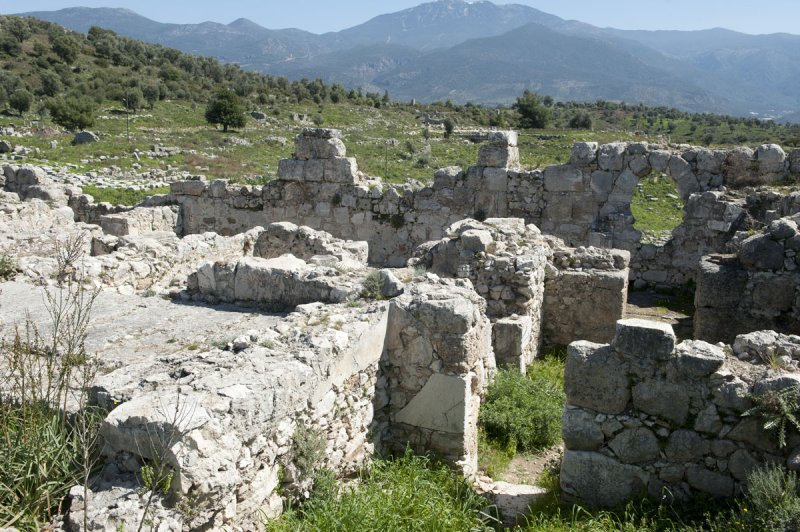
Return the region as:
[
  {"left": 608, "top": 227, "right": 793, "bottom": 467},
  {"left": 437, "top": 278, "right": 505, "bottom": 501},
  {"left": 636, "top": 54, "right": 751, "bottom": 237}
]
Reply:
[{"left": 630, "top": 171, "right": 684, "bottom": 243}]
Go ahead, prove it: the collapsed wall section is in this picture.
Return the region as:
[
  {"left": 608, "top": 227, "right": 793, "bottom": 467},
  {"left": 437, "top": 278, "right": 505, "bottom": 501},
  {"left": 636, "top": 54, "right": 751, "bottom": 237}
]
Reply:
[{"left": 695, "top": 214, "right": 800, "bottom": 343}]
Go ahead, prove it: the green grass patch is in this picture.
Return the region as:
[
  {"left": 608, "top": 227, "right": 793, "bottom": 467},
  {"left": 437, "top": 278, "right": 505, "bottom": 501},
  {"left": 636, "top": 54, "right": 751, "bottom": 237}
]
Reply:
[
  {"left": 479, "top": 353, "right": 566, "bottom": 459},
  {"left": 631, "top": 173, "right": 684, "bottom": 239},
  {"left": 268, "top": 449, "right": 495, "bottom": 531},
  {"left": 81, "top": 185, "right": 171, "bottom": 206}
]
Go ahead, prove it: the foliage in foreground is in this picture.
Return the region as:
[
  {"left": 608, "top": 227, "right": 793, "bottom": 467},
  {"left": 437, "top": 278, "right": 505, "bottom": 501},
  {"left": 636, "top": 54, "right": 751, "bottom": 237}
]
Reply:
[
  {"left": 267, "top": 450, "right": 495, "bottom": 531},
  {"left": 524, "top": 461, "right": 800, "bottom": 532},
  {"left": 480, "top": 354, "right": 566, "bottom": 455},
  {"left": 0, "top": 269, "right": 101, "bottom": 530}
]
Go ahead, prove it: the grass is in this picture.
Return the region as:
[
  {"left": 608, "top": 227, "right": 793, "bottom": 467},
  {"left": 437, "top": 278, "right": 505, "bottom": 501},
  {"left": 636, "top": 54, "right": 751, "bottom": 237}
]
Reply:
[
  {"left": 631, "top": 173, "right": 684, "bottom": 239},
  {"left": 478, "top": 349, "right": 566, "bottom": 477},
  {"left": 522, "top": 463, "right": 800, "bottom": 532},
  {"left": 81, "top": 185, "right": 171, "bottom": 206},
  {"left": 267, "top": 449, "right": 496, "bottom": 531}
]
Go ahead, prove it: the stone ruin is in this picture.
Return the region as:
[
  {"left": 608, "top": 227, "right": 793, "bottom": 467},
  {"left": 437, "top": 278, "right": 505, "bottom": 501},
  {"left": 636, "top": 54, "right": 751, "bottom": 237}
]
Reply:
[{"left": 4, "top": 127, "right": 800, "bottom": 527}]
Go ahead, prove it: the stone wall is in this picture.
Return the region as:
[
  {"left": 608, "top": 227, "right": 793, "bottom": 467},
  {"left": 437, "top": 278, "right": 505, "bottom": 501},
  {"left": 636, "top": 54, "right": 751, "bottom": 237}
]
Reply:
[
  {"left": 169, "top": 130, "right": 800, "bottom": 285},
  {"left": 695, "top": 214, "right": 800, "bottom": 343},
  {"left": 561, "top": 318, "right": 800, "bottom": 508}
]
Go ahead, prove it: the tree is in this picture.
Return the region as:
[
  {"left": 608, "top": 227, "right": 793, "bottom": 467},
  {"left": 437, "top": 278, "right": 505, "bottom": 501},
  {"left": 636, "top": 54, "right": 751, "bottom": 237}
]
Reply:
[
  {"left": 513, "top": 90, "right": 552, "bottom": 129},
  {"left": 52, "top": 35, "right": 79, "bottom": 64},
  {"left": 568, "top": 111, "right": 593, "bottom": 130},
  {"left": 39, "top": 70, "right": 63, "bottom": 97},
  {"left": 122, "top": 87, "right": 143, "bottom": 112},
  {"left": 9, "top": 89, "right": 33, "bottom": 116},
  {"left": 204, "top": 89, "right": 246, "bottom": 132},
  {"left": 443, "top": 118, "right": 455, "bottom": 139},
  {"left": 142, "top": 84, "right": 160, "bottom": 110},
  {"left": 47, "top": 96, "right": 95, "bottom": 131}
]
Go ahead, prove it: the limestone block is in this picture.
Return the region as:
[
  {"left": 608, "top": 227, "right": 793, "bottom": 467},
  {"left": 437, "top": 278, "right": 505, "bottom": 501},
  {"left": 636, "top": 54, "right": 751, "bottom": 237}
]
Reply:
[
  {"left": 394, "top": 374, "right": 468, "bottom": 433},
  {"left": 694, "top": 404, "right": 723, "bottom": 435},
  {"left": 671, "top": 340, "right": 726, "bottom": 378},
  {"left": 648, "top": 150, "right": 671, "bottom": 173},
  {"left": 569, "top": 142, "right": 598, "bottom": 166},
  {"left": 686, "top": 466, "right": 733, "bottom": 497},
  {"left": 728, "top": 449, "right": 760, "bottom": 481},
  {"left": 478, "top": 145, "right": 519, "bottom": 168},
  {"left": 323, "top": 157, "right": 358, "bottom": 183},
  {"left": 277, "top": 159, "right": 305, "bottom": 181},
  {"left": 483, "top": 167, "right": 509, "bottom": 192},
  {"left": 299, "top": 127, "right": 341, "bottom": 139},
  {"left": 696, "top": 149, "right": 726, "bottom": 174},
  {"left": 492, "top": 315, "right": 533, "bottom": 372},
  {"left": 632, "top": 380, "right": 689, "bottom": 425},
  {"left": 665, "top": 430, "right": 709, "bottom": 462},
  {"left": 562, "top": 408, "right": 604, "bottom": 451},
  {"left": 724, "top": 147, "right": 757, "bottom": 186},
  {"left": 609, "top": 427, "right": 659, "bottom": 464},
  {"left": 597, "top": 143, "right": 626, "bottom": 172},
  {"left": 295, "top": 136, "right": 346, "bottom": 160},
  {"left": 752, "top": 275, "right": 795, "bottom": 311},
  {"left": 739, "top": 234, "right": 784, "bottom": 270},
  {"left": 461, "top": 229, "right": 494, "bottom": 253},
  {"left": 590, "top": 171, "right": 614, "bottom": 198},
  {"left": 72, "top": 130, "right": 99, "bottom": 145},
  {"left": 170, "top": 180, "right": 207, "bottom": 196},
  {"left": 544, "top": 165, "right": 584, "bottom": 192},
  {"left": 560, "top": 450, "right": 648, "bottom": 508},
  {"left": 564, "top": 341, "right": 630, "bottom": 414},
  {"left": 789, "top": 148, "right": 800, "bottom": 174},
  {"left": 756, "top": 143, "right": 787, "bottom": 174},
  {"left": 486, "top": 130, "right": 518, "bottom": 147},
  {"left": 612, "top": 319, "right": 675, "bottom": 362},
  {"left": 303, "top": 159, "right": 325, "bottom": 181}
]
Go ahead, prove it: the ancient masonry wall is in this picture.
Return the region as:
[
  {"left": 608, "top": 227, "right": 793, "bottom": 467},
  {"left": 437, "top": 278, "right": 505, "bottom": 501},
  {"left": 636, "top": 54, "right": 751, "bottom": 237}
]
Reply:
[
  {"left": 165, "top": 129, "right": 800, "bottom": 288},
  {"left": 695, "top": 214, "right": 800, "bottom": 343},
  {"left": 561, "top": 318, "right": 800, "bottom": 508}
]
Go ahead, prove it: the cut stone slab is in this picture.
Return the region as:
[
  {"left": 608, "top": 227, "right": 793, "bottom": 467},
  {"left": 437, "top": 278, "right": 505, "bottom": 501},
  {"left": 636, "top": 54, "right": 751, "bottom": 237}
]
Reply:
[
  {"left": 612, "top": 318, "right": 676, "bottom": 361},
  {"left": 394, "top": 373, "right": 468, "bottom": 433}
]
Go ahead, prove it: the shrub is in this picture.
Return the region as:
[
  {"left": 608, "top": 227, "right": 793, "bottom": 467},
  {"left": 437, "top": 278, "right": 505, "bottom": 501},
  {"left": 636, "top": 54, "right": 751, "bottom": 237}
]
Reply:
[
  {"left": 269, "top": 449, "right": 495, "bottom": 531},
  {"left": 360, "top": 271, "right": 385, "bottom": 301},
  {"left": 47, "top": 96, "right": 96, "bottom": 131},
  {"left": 743, "top": 464, "right": 800, "bottom": 530},
  {"left": 514, "top": 90, "right": 551, "bottom": 129},
  {"left": 743, "top": 386, "right": 800, "bottom": 448},
  {"left": 0, "top": 254, "right": 19, "bottom": 281},
  {"left": 479, "top": 361, "right": 565, "bottom": 453},
  {"left": 291, "top": 422, "right": 326, "bottom": 482},
  {"left": 9, "top": 89, "right": 33, "bottom": 116}
]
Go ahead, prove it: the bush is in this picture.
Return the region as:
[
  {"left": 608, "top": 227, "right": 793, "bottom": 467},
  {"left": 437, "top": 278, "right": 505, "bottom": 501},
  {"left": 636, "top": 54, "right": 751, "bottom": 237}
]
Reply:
[
  {"left": 514, "top": 90, "right": 552, "bottom": 129},
  {"left": 8, "top": 89, "right": 32, "bottom": 116},
  {"left": 47, "top": 96, "right": 96, "bottom": 131},
  {"left": 360, "top": 271, "right": 385, "bottom": 301},
  {"left": 743, "top": 464, "right": 800, "bottom": 530},
  {"left": 269, "top": 449, "right": 495, "bottom": 531},
  {"left": 479, "top": 360, "right": 565, "bottom": 453},
  {"left": 0, "top": 254, "right": 18, "bottom": 281},
  {"left": 568, "top": 111, "right": 593, "bottom": 130}
]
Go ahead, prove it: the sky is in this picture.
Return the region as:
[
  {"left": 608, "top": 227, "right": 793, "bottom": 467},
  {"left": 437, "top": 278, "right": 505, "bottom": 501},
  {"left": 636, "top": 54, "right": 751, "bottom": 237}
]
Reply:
[{"left": 5, "top": 0, "right": 798, "bottom": 35}]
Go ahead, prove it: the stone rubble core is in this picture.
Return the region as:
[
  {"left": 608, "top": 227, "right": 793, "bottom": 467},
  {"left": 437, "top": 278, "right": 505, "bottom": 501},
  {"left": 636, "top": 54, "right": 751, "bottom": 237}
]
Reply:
[
  {"left": 411, "top": 216, "right": 629, "bottom": 370},
  {"left": 696, "top": 212, "right": 800, "bottom": 342},
  {"left": 561, "top": 318, "right": 800, "bottom": 508}
]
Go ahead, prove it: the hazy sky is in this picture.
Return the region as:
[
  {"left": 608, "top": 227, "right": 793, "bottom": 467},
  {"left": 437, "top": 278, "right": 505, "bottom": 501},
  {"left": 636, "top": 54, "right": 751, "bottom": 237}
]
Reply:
[{"left": 6, "top": 1, "right": 798, "bottom": 35}]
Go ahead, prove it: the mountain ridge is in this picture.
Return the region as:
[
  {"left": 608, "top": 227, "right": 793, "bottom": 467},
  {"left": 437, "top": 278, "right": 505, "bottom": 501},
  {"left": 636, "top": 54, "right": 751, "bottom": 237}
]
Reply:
[{"left": 18, "top": 1, "right": 800, "bottom": 118}]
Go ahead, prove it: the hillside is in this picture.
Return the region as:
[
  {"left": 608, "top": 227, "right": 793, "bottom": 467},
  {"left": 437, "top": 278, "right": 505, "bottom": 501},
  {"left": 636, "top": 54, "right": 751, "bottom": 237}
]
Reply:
[{"left": 18, "top": 1, "right": 800, "bottom": 119}]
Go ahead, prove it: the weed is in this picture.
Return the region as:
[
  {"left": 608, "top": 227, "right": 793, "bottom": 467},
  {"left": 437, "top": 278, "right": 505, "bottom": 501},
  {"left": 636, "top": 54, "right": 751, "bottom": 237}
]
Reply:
[
  {"left": 743, "top": 386, "right": 800, "bottom": 448},
  {"left": 186, "top": 342, "right": 200, "bottom": 351},
  {"left": 291, "top": 422, "right": 326, "bottom": 483},
  {"left": 0, "top": 254, "right": 19, "bottom": 281},
  {"left": 360, "top": 271, "right": 385, "bottom": 301}
]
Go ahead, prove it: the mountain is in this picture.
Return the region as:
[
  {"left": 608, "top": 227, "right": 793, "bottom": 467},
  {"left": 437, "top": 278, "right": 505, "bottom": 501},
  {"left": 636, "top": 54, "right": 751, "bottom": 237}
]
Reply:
[
  {"left": 17, "top": 1, "right": 800, "bottom": 118},
  {"left": 374, "top": 23, "right": 720, "bottom": 109},
  {"left": 324, "top": 0, "right": 564, "bottom": 50}
]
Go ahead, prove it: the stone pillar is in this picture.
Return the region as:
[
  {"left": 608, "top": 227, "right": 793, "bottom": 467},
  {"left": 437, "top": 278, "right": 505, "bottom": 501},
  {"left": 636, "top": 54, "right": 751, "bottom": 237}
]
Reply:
[
  {"left": 277, "top": 128, "right": 360, "bottom": 184},
  {"left": 381, "top": 281, "right": 494, "bottom": 476}
]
